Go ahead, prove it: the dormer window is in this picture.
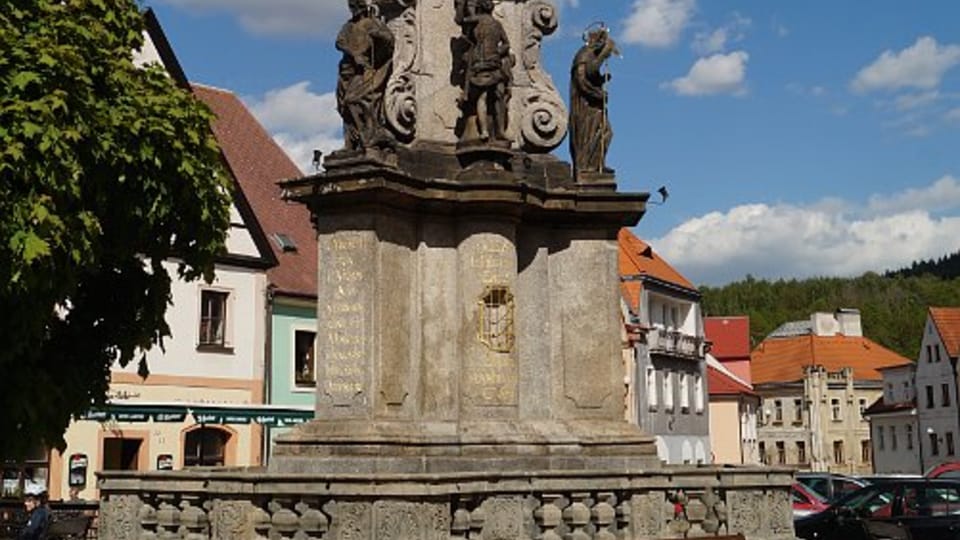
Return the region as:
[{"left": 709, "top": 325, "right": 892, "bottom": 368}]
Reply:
[{"left": 273, "top": 232, "right": 298, "bottom": 253}]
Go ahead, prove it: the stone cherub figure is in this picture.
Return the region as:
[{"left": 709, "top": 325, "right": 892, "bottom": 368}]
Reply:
[
  {"left": 570, "top": 25, "right": 618, "bottom": 179},
  {"left": 455, "top": 0, "right": 514, "bottom": 148},
  {"left": 336, "top": 0, "right": 396, "bottom": 154}
]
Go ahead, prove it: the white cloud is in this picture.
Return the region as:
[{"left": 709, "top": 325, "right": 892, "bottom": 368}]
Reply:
[
  {"left": 867, "top": 175, "right": 960, "bottom": 215},
  {"left": 851, "top": 36, "right": 960, "bottom": 93},
  {"left": 692, "top": 13, "right": 750, "bottom": 55},
  {"left": 157, "top": 0, "right": 345, "bottom": 37},
  {"left": 663, "top": 51, "right": 749, "bottom": 96},
  {"left": 650, "top": 175, "right": 960, "bottom": 285},
  {"left": 622, "top": 0, "right": 696, "bottom": 48},
  {"left": 692, "top": 28, "right": 728, "bottom": 55},
  {"left": 892, "top": 90, "right": 940, "bottom": 111},
  {"left": 946, "top": 107, "right": 960, "bottom": 123},
  {"left": 245, "top": 82, "right": 342, "bottom": 172}
]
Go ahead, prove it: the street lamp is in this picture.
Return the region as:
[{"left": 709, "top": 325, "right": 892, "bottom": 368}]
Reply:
[{"left": 922, "top": 426, "right": 936, "bottom": 475}]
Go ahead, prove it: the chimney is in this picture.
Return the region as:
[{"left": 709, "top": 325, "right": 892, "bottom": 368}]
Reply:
[
  {"left": 835, "top": 308, "right": 862, "bottom": 337},
  {"left": 811, "top": 312, "right": 839, "bottom": 336}
]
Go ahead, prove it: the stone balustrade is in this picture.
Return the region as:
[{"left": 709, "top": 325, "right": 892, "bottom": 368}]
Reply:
[
  {"left": 648, "top": 328, "right": 705, "bottom": 360},
  {"left": 98, "top": 466, "right": 795, "bottom": 539}
]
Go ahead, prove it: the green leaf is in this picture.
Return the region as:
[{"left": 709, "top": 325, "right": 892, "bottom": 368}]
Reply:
[{"left": 10, "top": 71, "right": 40, "bottom": 91}]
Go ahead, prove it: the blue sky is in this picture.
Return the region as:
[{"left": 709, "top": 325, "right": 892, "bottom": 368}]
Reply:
[{"left": 147, "top": 0, "right": 960, "bottom": 285}]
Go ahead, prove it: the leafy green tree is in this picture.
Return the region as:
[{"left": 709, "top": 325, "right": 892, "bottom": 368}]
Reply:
[{"left": 0, "top": 0, "right": 231, "bottom": 457}]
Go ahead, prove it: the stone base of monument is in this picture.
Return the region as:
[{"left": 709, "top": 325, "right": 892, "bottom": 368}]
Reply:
[
  {"left": 270, "top": 419, "right": 661, "bottom": 474},
  {"left": 98, "top": 466, "right": 797, "bottom": 539},
  {"left": 575, "top": 170, "right": 618, "bottom": 191}
]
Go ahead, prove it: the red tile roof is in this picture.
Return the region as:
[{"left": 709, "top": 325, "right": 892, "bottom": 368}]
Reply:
[
  {"left": 707, "top": 365, "right": 757, "bottom": 397},
  {"left": 193, "top": 84, "right": 317, "bottom": 299},
  {"left": 751, "top": 334, "right": 910, "bottom": 384},
  {"left": 930, "top": 307, "right": 960, "bottom": 358},
  {"left": 704, "top": 316, "right": 751, "bottom": 360},
  {"left": 618, "top": 228, "right": 696, "bottom": 311}
]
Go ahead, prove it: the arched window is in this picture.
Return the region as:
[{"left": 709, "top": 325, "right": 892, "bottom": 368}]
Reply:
[{"left": 184, "top": 427, "right": 232, "bottom": 467}]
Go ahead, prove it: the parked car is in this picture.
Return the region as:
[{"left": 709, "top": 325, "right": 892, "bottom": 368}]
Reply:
[
  {"left": 797, "top": 472, "right": 869, "bottom": 503},
  {"left": 795, "top": 478, "right": 960, "bottom": 540},
  {"left": 793, "top": 482, "right": 830, "bottom": 518},
  {"left": 856, "top": 474, "right": 922, "bottom": 485},
  {"left": 926, "top": 462, "right": 960, "bottom": 479}
]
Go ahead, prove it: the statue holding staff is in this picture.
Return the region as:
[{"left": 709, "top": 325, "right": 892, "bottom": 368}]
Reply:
[
  {"left": 569, "top": 24, "right": 618, "bottom": 179},
  {"left": 336, "top": 0, "right": 396, "bottom": 153}
]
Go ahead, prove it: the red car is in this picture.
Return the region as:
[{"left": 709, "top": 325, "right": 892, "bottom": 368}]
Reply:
[
  {"left": 926, "top": 462, "right": 960, "bottom": 479},
  {"left": 793, "top": 482, "right": 830, "bottom": 518}
]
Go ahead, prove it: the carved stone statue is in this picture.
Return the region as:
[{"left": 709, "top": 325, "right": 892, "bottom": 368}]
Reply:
[
  {"left": 336, "top": 0, "right": 396, "bottom": 154},
  {"left": 570, "top": 26, "right": 617, "bottom": 179},
  {"left": 455, "top": 0, "right": 513, "bottom": 147}
]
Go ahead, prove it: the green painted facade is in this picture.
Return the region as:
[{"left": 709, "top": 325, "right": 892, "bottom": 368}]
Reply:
[{"left": 267, "top": 300, "right": 316, "bottom": 459}]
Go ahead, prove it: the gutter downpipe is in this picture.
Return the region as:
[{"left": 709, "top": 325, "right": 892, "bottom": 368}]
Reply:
[{"left": 262, "top": 283, "right": 276, "bottom": 466}]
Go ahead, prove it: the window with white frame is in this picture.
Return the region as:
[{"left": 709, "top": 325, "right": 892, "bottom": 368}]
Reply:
[
  {"left": 646, "top": 366, "right": 657, "bottom": 410},
  {"left": 293, "top": 330, "right": 317, "bottom": 389},
  {"left": 679, "top": 373, "right": 690, "bottom": 411},
  {"left": 663, "top": 371, "right": 674, "bottom": 411},
  {"left": 199, "top": 289, "right": 229, "bottom": 348},
  {"left": 694, "top": 374, "right": 704, "bottom": 413}
]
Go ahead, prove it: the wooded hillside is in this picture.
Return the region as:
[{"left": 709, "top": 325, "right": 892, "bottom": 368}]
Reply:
[{"left": 700, "top": 272, "right": 960, "bottom": 359}]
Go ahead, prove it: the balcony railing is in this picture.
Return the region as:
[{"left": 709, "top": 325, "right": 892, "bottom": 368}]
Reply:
[{"left": 647, "top": 327, "right": 705, "bottom": 359}]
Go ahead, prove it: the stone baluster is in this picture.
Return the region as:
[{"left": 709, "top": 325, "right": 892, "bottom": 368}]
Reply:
[
  {"left": 469, "top": 503, "right": 486, "bottom": 539},
  {"left": 615, "top": 495, "right": 631, "bottom": 540},
  {"left": 666, "top": 490, "right": 691, "bottom": 538},
  {"left": 180, "top": 500, "right": 210, "bottom": 540},
  {"left": 251, "top": 506, "right": 272, "bottom": 540},
  {"left": 269, "top": 499, "right": 301, "bottom": 539},
  {"left": 451, "top": 497, "right": 472, "bottom": 540},
  {"left": 534, "top": 494, "right": 564, "bottom": 540},
  {"left": 562, "top": 494, "right": 591, "bottom": 540},
  {"left": 592, "top": 493, "right": 616, "bottom": 540},
  {"left": 683, "top": 492, "right": 708, "bottom": 537},
  {"left": 700, "top": 488, "right": 723, "bottom": 536},
  {"left": 138, "top": 502, "right": 158, "bottom": 540},
  {"left": 296, "top": 500, "right": 329, "bottom": 539},
  {"left": 155, "top": 499, "right": 181, "bottom": 540}
]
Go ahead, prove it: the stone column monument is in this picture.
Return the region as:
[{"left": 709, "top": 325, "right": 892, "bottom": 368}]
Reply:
[
  {"left": 271, "top": 0, "right": 657, "bottom": 475},
  {"left": 96, "top": 2, "right": 795, "bottom": 538}
]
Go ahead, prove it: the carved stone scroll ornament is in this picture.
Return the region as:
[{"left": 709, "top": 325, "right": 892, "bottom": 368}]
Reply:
[
  {"left": 520, "top": 1, "right": 568, "bottom": 152},
  {"left": 384, "top": 3, "right": 418, "bottom": 141}
]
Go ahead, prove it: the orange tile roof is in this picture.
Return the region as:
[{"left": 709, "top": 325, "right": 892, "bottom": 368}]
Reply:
[
  {"left": 751, "top": 334, "right": 910, "bottom": 384},
  {"left": 930, "top": 307, "right": 960, "bottom": 358},
  {"left": 704, "top": 316, "right": 751, "bottom": 360},
  {"left": 618, "top": 228, "right": 696, "bottom": 311},
  {"left": 193, "top": 84, "right": 317, "bottom": 299},
  {"left": 708, "top": 365, "right": 758, "bottom": 397}
]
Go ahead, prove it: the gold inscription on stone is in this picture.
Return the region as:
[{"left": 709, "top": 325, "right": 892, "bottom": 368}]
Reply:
[
  {"left": 466, "top": 351, "right": 518, "bottom": 406},
  {"left": 321, "top": 234, "right": 368, "bottom": 406},
  {"left": 470, "top": 241, "right": 510, "bottom": 284}
]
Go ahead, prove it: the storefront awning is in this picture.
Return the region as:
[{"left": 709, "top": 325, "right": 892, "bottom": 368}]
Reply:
[{"left": 80, "top": 402, "right": 313, "bottom": 427}]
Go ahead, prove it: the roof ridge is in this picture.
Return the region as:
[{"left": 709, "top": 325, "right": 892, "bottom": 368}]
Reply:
[{"left": 191, "top": 82, "right": 236, "bottom": 94}]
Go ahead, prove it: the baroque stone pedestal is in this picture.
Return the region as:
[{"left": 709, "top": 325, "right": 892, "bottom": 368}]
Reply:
[{"left": 271, "top": 147, "right": 659, "bottom": 475}]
